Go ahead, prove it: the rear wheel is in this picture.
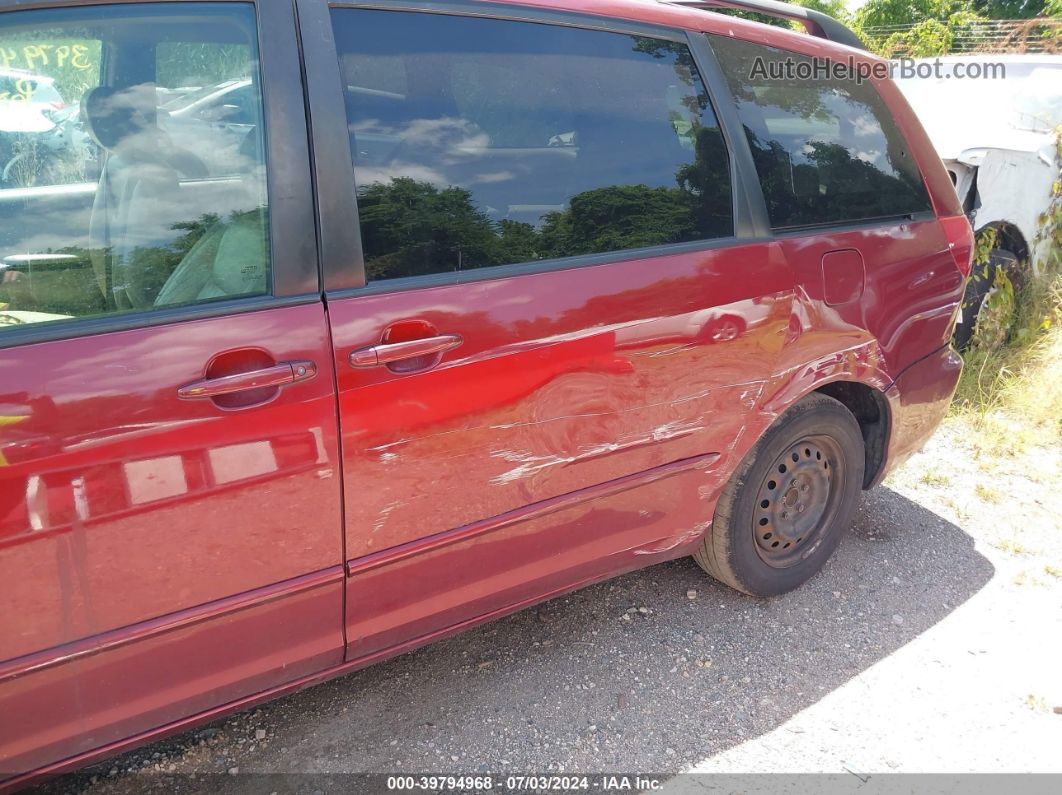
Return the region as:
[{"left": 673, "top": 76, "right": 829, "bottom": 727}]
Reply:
[{"left": 694, "top": 393, "right": 864, "bottom": 596}]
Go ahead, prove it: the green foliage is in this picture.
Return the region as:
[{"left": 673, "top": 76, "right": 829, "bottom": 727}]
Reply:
[
  {"left": 355, "top": 117, "right": 734, "bottom": 279},
  {"left": 538, "top": 184, "right": 699, "bottom": 258},
  {"left": 954, "top": 273, "right": 1062, "bottom": 434},
  {"left": 973, "top": 264, "right": 1018, "bottom": 350},
  {"left": 356, "top": 169, "right": 731, "bottom": 280},
  {"left": 854, "top": 0, "right": 944, "bottom": 30},
  {"left": 713, "top": 0, "right": 850, "bottom": 31},
  {"left": 974, "top": 226, "right": 1000, "bottom": 268},
  {"left": 1034, "top": 128, "right": 1062, "bottom": 273},
  {"left": 155, "top": 42, "right": 251, "bottom": 89},
  {"left": 853, "top": 0, "right": 993, "bottom": 56},
  {"left": 879, "top": 12, "right": 983, "bottom": 55},
  {"left": 792, "top": 0, "right": 850, "bottom": 18},
  {"left": 969, "top": 0, "right": 1050, "bottom": 20},
  {"left": 955, "top": 129, "right": 1062, "bottom": 428},
  {"left": 356, "top": 178, "right": 505, "bottom": 280}
]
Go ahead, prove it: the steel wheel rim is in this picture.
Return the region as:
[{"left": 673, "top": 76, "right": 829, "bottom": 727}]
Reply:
[{"left": 752, "top": 435, "right": 845, "bottom": 568}]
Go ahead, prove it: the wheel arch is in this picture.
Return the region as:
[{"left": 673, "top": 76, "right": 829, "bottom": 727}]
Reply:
[
  {"left": 813, "top": 380, "right": 890, "bottom": 489},
  {"left": 975, "top": 220, "right": 1030, "bottom": 266}
]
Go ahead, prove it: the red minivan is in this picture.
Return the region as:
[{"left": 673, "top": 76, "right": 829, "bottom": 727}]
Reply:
[{"left": 0, "top": 0, "right": 971, "bottom": 785}]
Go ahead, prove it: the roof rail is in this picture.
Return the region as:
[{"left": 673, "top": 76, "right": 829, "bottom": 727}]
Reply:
[{"left": 667, "top": 0, "right": 866, "bottom": 50}]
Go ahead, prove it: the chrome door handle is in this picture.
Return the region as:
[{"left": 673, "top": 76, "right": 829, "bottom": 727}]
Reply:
[
  {"left": 178, "top": 360, "right": 317, "bottom": 399},
  {"left": 349, "top": 334, "right": 463, "bottom": 368}
]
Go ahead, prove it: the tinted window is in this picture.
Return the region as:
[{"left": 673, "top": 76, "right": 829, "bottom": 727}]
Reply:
[
  {"left": 332, "top": 10, "right": 733, "bottom": 282},
  {"left": 0, "top": 4, "right": 270, "bottom": 333},
  {"left": 709, "top": 35, "right": 931, "bottom": 229}
]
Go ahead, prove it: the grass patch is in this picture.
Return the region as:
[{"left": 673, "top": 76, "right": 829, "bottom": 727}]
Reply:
[
  {"left": 974, "top": 483, "right": 1003, "bottom": 504},
  {"left": 994, "top": 539, "right": 1030, "bottom": 556},
  {"left": 951, "top": 273, "right": 1062, "bottom": 456},
  {"left": 918, "top": 467, "right": 952, "bottom": 488}
]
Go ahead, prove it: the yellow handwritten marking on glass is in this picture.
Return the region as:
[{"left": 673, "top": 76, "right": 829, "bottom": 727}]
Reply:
[
  {"left": 0, "top": 79, "right": 37, "bottom": 102},
  {"left": 0, "top": 41, "right": 94, "bottom": 71}
]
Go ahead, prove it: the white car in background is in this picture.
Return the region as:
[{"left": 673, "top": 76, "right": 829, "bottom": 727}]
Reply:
[
  {"left": 0, "top": 69, "right": 67, "bottom": 133},
  {"left": 893, "top": 54, "right": 1061, "bottom": 346},
  {"left": 0, "top": 69, "right": 91, "bottom": 187}
]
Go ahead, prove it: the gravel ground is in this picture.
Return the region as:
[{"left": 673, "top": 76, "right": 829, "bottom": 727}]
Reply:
[{"left": 35, "top": 420, "right": 1062, "bottom": 793}]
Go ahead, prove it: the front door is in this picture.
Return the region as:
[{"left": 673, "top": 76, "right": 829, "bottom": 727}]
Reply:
[
  {"left": 0, "top": 0, "right": 342, "bottom": 779},
  {"left": 308, "top": 5, "right": 793, "bottom": 658}
]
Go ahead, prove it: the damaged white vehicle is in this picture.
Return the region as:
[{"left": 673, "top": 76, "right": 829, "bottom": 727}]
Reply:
[{"left": 894, "top": 54, "right": 1061, "bottom": 347}]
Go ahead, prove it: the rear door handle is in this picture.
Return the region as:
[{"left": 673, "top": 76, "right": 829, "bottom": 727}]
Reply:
[
  {"left": 178, "top": 360, "right": 317, "bottom": 399},
  {"left": 349, "top": 334, "right": 463, "bottom": 368}
]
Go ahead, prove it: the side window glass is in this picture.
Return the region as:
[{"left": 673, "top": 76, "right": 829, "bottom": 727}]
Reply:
[
  {"left": 0, "top": 4, "right": 270, "bottom": 334},
  {"left": 708, "top": 35, "right": 932, "bottom": 230},
  {"left": 332, "top": 10, "right": 734, "bottom": 282},
  {"left": 0, "top": 34, "right": 101, "bottom": 190},
  {"left": 156, "top": 42, "right": 257, "bottom": 173}
]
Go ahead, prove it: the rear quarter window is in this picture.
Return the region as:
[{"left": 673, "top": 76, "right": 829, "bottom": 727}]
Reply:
[{"left": 709, "top": 35, "right": 932, "bottom": 230}]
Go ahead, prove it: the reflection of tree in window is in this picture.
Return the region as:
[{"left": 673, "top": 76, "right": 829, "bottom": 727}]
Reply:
[
  {"left": 337, "top": 11, "right": 736, "bottom": 280},
  {"left": 357, "top": 117, "right": 732, "bottom": 278},
  {"left": 708, "top": 34, "right": 931, "bottom": 229},
  {"left": 3, "top": 208, "right": 268, "bottom": 315},
  {"left": 630, "top": 37, "right": 709, "bottom": 116}
]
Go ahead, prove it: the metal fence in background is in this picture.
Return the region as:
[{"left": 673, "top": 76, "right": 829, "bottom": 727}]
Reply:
[{"left": 864, "top": 17, "right": 1061, "bottom": 54}]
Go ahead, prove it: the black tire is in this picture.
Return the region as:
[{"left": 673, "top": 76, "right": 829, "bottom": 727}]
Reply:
[
  {"left": 694, "top": 393, "right": 864, "bottom": 597},
  {"left": 953, "top": 247, "right": 1018, "bottom": 350}
]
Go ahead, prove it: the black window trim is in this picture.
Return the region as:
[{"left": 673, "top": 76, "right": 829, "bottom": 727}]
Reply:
[
  {"left": 0, "top": 0, "right": 319, "bottom": 350},
  {"left": 327, "top": 235, "right": 776, "bottom": 299},
  {"left": 771, "top": 209, "right": 937, "bottom": 237},
  {"left": 304, "top": 0, "right": 768, "bottom": 297}
]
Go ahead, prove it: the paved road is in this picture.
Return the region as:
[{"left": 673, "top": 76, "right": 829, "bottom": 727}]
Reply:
[{"left": 37, "top": 427, "right": 1062, "bottom": 792}]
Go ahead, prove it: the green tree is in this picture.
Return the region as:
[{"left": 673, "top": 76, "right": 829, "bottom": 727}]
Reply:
[
  {"left": 853, "top": 0, "right": 994, "bottom": 56},
  {"left": 716, "top": 0, "right": 851, "bottom": 30},
  {"left": 854, "top": 0, "right": 944, "bottom": 29},
  {"left": 792, "top": 0, "right": 850, "bottom": 20},
  {"left": 497, "top": 219, "right": 539, "bottom": 264},
  {"left": 538, "top": 184, "right": 697, "bottom": 259},
  {"left": 968, "top": 0, "right": 1049, "bottom": 19},
  {"left": 357, "top": 178, "right": 506, "bottom": 279}
]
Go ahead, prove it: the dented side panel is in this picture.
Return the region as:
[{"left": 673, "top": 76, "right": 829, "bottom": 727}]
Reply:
[
  {"left": 328, "top": 243, "right": 793, "bottom": 649},
  {"left": 329, "top": 218, "right": 966, "bottom": 655},
  {"left": 702, "top": 218, "right": 965, "bottom": 501},
  {"left": 344, "top": 455, "right": 717, "bottom": 657},
  {"left": 774, "top": 218, "right": 964, "bottom": 386}
]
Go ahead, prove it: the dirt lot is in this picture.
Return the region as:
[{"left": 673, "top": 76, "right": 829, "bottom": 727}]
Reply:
[{"left": 38, "top": 416, "right": 1062, "bottom": 793}]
